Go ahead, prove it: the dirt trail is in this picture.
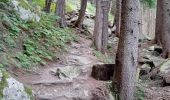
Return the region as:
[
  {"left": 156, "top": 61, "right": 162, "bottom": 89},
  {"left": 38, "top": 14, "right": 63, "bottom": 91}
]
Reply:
[{"left": 13, "top": 34, "right": 109, "bottom": 100}]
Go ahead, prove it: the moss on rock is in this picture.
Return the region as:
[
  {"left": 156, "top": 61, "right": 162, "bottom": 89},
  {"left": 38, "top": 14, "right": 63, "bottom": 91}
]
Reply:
[{"left": 0, "top": 70, "right": 9, "bottom": 99}]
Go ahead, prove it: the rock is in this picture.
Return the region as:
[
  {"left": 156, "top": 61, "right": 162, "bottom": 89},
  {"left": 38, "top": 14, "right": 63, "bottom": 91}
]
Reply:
[
  {"left": 55, "top": 66, "right": 81, "bottom": 80},
  {"left": 140, "top": 64, "right": 151, "bottom": 76},
  {"left": 144, "top": 55, "right": 165, "bottom": 67},
  {"left": 0, "top": 70, "right": 33, "bottom": 100},
  {"left": 148, "top": 46, "right": 163, "bottom": 56},
  {"left": 163, "top": 72, "right": 170, "bottom": 84},
  {"left": 159, "top": 59, "right": 170, "bottom": 84},
  {"left": 83, "top": 18, "right": 95, "bottom": 35},
  {"left": 147, "top": 80, "right": 164, "bottom": 87},
  {"left": 11, "top": 0, "right": 40, "bottom": 22},
  {"left": 160, "top": 59, "right": 170, "bottom": 74},
  {"left": 138, "top": 33, "right": 152, "bottom": 42}
]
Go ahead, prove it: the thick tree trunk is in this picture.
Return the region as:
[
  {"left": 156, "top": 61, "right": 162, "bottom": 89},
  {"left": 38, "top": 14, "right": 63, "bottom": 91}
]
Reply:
[
  {"left": 93, "top": 0, "right": 110, "bottom": 53},
  {"left": 115, "top": 0, "right": 122, "bottom": 37},
  {"left": 161, "top": 0, "right": 170, "bottom": 58},
  {"left": 113, "top": 0, "right": 141, "bottom": 99},
  {"left": 44, "top": 0, "right": 52, "bottom": 13},
  {"left": 74, "top": 0, "right": 88, "bottom": 29},
  {"left": 154, "top": 0, "right": 163, "bottom": 45},
  {"left": 56, "top": 0, "right": 66, "bottom": 27}
]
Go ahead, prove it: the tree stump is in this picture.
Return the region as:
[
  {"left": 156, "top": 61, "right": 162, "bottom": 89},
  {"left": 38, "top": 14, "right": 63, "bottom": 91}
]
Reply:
[{"left": 91, "top": 64, "right": 115, "bottom": 81}]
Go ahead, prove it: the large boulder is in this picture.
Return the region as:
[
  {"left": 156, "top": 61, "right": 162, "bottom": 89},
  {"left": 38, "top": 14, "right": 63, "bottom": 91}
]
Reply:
[
  {"left": 0, "top": 70, "right": 33, "bottom": 100},
  {"left": 11, "top": 0, "right": 40, "bottom": 22},
  {"left": 159, "top": 59, "right": 170, "bottom": 84}
]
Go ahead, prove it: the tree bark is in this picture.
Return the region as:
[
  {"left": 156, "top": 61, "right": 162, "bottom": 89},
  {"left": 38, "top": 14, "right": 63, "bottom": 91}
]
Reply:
[
  {"left": 115, "top": 0, "right": 122, "bottom": 37},
  {"left": 56, "top": 0, "right": 66, "bottom": 27},
  {"left": 101, "top": 1, "right": 110, "bottom": 53},
  {"left": 93, "top": 0, "right": 110, "bottom": 53},
  {"left": 113, "top": 0, "right": 141, "bottom": 99},
  {"left": 94, "top": 0, "right": 103, "bottom": 51},
  {"left": 161, "top": 0, "right": 170, "bottom": 58},
  {"left": 74, "top": 0, "right": 88, "bottom": 29},
  {"left": 44, "top": 0, "right": 52, "bottom": 13},
  {"left": 154, "top": 0, "right": 163, "bottom": 45}
]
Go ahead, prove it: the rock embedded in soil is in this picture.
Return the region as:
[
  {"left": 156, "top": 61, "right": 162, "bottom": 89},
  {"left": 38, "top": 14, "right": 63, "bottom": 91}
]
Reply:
[
  {"left": 0, "top": 70, "right": 33, "bottom": 100},
  {"left": 140, "top": 64, "right": 151, "bottom": 76}
]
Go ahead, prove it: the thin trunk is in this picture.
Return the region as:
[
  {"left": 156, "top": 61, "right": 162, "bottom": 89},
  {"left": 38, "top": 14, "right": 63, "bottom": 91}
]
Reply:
[
  {"left": 56, "top": 0, "right": 66, "bottom": 27},
  {"left": 115, "top": 0, "right": 122, "bottom": 37},
  {"left": 101, "top": 1, "right": 110, "bottom": 53},
  {"left": 74, "top": 0, "right": 88, "bottom": 29},
  {"left": 94, "top": 0, "right": 103, "bottom": 51},
  {"left": 113, "top": 0, "right": 141, "bottom": 99},
  {"left": 94, "top": 0, "right": 110, "bottom": 53},
  {"left": 44, "top": 0, "right": 52, "bottom": 13}
]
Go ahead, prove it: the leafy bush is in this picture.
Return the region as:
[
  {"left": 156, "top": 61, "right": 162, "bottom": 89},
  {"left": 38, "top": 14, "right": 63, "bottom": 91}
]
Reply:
[{"left": 0, "top": 0, "right": 9, "bottom": 3}]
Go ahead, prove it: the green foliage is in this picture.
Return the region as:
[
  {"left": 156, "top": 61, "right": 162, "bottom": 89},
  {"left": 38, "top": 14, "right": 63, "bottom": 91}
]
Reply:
[
  {"left": 142, "top": 0, "right": 156, "bottom": 8},
  {"left": 0, "top": 3, "right": 76, "bottom": 68},
  {"left": 135, "top": 84, "right": 145, "bottom": 100},
  {"left": 24, "top": 86, "right": 34, "bottom": 100},
  {"left": 0, "top": 0, "right": 9, "bottom": 3},
  {"left": 93, "top": 50, "right": 112, "bottom": 63}
]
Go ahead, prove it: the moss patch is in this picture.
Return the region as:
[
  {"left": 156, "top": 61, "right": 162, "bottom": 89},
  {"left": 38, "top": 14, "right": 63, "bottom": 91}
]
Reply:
[
  {"left": 0, "top": 70, "right": 9, "bottom": 99},
  {"left": 24, "top": 86, "right": 34, "bottom": 100}
]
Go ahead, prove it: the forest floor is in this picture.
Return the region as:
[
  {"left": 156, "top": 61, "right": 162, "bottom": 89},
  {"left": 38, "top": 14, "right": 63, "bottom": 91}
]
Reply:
[
  {"left": 10, "top": 34, "right": 112, "bottom": 100},
  {"left": 9, "top": 32, "right": 170, "bottom": 100}
]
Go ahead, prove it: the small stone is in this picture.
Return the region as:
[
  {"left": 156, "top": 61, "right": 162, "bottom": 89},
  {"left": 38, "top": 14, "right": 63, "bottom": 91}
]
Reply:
[{"left": 140, "top": 64, "right": 151, "bottom": 76}]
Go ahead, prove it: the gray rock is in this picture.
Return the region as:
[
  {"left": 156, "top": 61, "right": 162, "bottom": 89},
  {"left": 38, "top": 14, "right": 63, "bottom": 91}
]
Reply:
[
  {"left": 11, "top": 0, "right": 40, "bottom": 22},
  {"left": 0, "top": 70, "right": 33, "bottom": 100},
  {"left": 159, "top": 59, "right": 170, "bottom": 84},
  {"left": 160, "top": 59, "right": 170, "bottom": 74},
  {"left": 55, "top": 66, "right": 81, "bottom": 80},
  {"left": 140, "top": 64, "right": 151, "bottom": 76},
  {"left": 3, "top": 77, "right": 30, "bottom": 100}
]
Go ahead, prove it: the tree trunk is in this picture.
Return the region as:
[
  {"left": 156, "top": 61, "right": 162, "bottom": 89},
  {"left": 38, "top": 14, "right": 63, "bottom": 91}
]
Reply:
[
  {"left": 115, "top": 0, "right": 122, "bottom": 37},
  {"left": 113, "top": 0, "right": 141, "bottom": 99},
  {"left": 94, "top": 0, "right": 103, "bottom": 51},
  {"left": 93, "top": 0, "right": 110, "bottom": 53},
  {"left": 56, "top": 0, "right": 66, "bottom": 27},
  {"left": 161, "top": 0, "right": 170, "bottom": 58},
  {"left": 74, "top": 0, "right": 88, "bottom": 29},
  {"left": 44, "top": 0, "right": 52, "bottom": 13},
  {"left": 101, "top": 1, "right": 110, "bottom": 53},
  {"left": 154, "top": 0, "right": 163, "bottom": 45}
]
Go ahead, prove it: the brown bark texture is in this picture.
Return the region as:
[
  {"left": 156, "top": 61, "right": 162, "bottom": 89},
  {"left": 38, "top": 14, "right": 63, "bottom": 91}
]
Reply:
[
  {"left": 115, "top": 0, "right": 122, "bottom": 37},
  {"left": 154, "top": 0, "right": 163, "bottom": 45},
  {"left": 93, "top": 0, "right": 110, "bottom": 53},
  {"left": 113, "top": 0, "right": 141, "bottom": 100},
  {"left": 56, "top": 0, "right": 66, "bottom": 27},
  {"left": 74, "top": 0, "right": 88, "bottom": 29},
  {"left": 161, "top": 0, "right": 170, "bottom": 58}
]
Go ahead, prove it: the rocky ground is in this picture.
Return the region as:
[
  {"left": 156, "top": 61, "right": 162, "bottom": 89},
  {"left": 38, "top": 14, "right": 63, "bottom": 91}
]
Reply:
[{"left": 10, "top": 34, "right": 114, "bottom": 100}]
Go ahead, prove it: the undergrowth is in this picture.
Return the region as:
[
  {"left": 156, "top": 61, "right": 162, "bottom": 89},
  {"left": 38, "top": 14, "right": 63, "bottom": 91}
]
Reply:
[
  {"left": 0, "top": 2, "right": 77, "bottom": 68},
  {"left": 93, "top": 50, "right": 112, "bottom": 63}
]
